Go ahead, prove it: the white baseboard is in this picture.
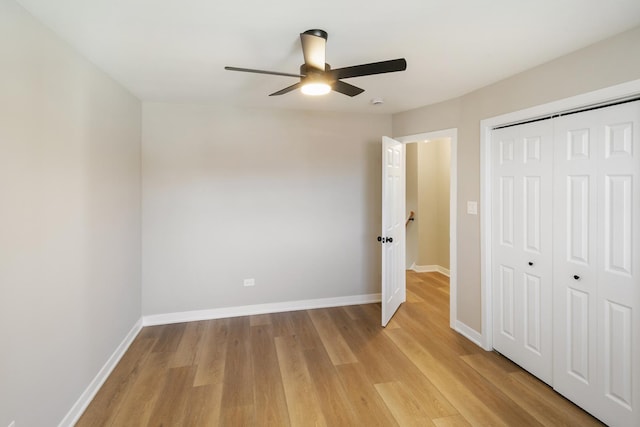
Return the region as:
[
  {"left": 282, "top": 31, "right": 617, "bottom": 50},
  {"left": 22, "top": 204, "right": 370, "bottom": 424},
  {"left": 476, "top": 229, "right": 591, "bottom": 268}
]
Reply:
[
  {"left": 143, "top": 293, "right": 382, "bottom": 326},
  {"left": 454, "top": 320, "right": 483, "bottom": 348},
  {"left": 409, "top": 264, "right": 450, "bottom": 277},
  {"left": 58, "top": 318, "right": 143, "bottom": 427}
]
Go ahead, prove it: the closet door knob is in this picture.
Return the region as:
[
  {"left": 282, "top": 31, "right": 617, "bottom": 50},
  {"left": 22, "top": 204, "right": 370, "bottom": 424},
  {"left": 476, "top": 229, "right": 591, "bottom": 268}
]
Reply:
[
  {"left": 528, "top": 262, "right": 534, "bottom": 266},
  {"left": 573, "top": 275, "right": 580, "bottom": 280}
]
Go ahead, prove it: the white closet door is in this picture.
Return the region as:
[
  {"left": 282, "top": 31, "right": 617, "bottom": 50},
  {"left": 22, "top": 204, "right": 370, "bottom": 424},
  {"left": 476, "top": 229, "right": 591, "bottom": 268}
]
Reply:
[
  {"left": 553, "top": 101, "right": 640, "bottom": 427},
  {"left": 492, "top": 120, "right": 554, "bottom": 384}
]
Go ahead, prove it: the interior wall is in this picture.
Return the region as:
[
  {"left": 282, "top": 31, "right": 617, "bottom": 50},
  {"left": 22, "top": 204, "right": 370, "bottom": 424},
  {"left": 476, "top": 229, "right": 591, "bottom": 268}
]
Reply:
[
  {"left": 0, "top": 1, "right": 142, "bottom": 426},
  {"left": 406, "top": 140, "right": 451, "bottom": 269},
  {"left": 405, "top": 143, "right": 418, "bottom": 268},
  {"left": 436, "top": 139, "right": 451, "bottom": 268},
  {"left": 392, "top": 25, "right": 640, "bottom": 333},
  {"left": 142, "top": 103, "right": 391, "bottom": 315},
  {"left": 416, "top": 139, "right": 450, "bottom": 268}
]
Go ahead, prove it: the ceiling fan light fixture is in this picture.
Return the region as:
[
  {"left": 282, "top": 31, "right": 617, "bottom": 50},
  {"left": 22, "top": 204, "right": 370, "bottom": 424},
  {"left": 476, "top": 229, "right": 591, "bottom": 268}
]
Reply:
[
  {"left": 301, "top": 81, "right": 331, "bottom": 96},
  {"left": 225, "top": 29, "right": 407, "bottom": 98}
]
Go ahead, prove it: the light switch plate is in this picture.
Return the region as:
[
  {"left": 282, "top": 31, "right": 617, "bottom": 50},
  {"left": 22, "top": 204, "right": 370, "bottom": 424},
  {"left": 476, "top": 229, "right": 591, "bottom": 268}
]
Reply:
[
  {"left": 243, "top": 278, "right": 255, "bottom": 287},
  {"left": 467, "top": 201, "right": 478, "bottom": 215}
]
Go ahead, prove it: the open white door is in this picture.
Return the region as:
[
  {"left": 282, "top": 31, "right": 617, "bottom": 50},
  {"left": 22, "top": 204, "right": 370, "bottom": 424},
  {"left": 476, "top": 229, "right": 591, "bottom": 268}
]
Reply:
[{"left": 381, "top": 136, "right": 406, "bottom": 326}]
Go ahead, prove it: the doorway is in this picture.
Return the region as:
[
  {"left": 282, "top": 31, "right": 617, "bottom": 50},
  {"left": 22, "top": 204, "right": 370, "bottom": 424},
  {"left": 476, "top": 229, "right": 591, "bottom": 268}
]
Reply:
[
  {"left": 393, "top": 129, "right": 458, "bottom": 329},
  {"left": 405, "top": 138, "right": 451, "bottom": 276}
]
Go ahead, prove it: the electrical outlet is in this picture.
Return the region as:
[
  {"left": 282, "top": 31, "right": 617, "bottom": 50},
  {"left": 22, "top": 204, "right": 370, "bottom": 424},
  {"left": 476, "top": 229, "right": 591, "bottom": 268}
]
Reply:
[{"left": 243, "top": 278, "right": 255, "bottom": 287}]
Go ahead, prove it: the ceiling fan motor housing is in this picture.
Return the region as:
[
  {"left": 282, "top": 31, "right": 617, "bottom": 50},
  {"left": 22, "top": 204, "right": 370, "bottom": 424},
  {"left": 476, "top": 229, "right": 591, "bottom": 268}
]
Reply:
[
  {"left": 300, "top": 63, "right": 333, "bottom": 77},
  {"left": 302, "top": 29, "right": 328, "bottom": 40}
]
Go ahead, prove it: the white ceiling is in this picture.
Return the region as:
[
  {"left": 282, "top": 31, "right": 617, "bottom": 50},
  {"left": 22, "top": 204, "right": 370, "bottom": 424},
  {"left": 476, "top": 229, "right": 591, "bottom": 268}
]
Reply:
[{"left": 16, "top": 0, "right": 640, "bottom": 114}]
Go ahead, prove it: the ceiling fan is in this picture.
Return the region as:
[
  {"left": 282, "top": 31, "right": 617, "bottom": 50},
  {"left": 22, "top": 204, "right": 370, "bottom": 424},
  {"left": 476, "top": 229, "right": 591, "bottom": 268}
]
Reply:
[{"left": 225, "top": 29, "right": 407, "bottom": 97}]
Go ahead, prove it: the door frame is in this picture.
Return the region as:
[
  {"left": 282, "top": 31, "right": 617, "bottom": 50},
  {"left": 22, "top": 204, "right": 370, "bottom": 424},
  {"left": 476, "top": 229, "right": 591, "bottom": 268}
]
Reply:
[
  {"left": 479, "top": 78, "right": 640, "bottom": 351},
  {"left": 394, "top": 128, "right": 458, "bottom": 330}
]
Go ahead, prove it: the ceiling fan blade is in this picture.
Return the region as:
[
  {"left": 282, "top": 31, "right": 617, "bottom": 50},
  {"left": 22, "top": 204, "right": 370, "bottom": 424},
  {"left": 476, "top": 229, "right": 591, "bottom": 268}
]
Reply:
[
  {"left": 225, "top": 66, "right": 303, "bottom": 78},
  {"left": 332, "top": 80, "right": 365, "bottom": 97},
  {"left": 269, "top": 82, "right": 302, "bottom": 96},
  {"left": 330, "top": 58, "right": 407, "bottom": 80},
  {"left": 300, "top": 29, "right": 327, "bottom": 71}
]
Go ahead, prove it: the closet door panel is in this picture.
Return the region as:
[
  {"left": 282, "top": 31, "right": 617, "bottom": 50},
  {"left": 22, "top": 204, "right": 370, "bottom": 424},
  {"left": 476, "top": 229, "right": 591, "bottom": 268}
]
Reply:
[
  {"left": 596, "top": 102, "right": 639, "bottom": 426},
  {"left": 554, "top": 109, "right": 601, "bottom": 411},
  {"left": 492, "top": 120, "right": 553, "bottom": 384},
  {"left": 554, "top": 101, "right": 640, "bottom": 427}
]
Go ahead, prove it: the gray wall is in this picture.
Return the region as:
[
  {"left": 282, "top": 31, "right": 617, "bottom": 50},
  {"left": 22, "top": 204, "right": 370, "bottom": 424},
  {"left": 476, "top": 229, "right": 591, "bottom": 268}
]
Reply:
[
  {"left": 405, "top": 143, "right": 419, "bottom": 268},
  {"left": 416, "top": 139, "right": 450, "bottom": 269},
  {"left": 142, "top": 103, "right": 391, "bottom": 315},
  {"left": 406, "top": 140, "right": 451, "bottom": 269},
  {"left": 0, "top": 1, "right": 142, "bottom": 425},
  {"left": 393, "top": 25, "right": 640, "bottom": 332}
]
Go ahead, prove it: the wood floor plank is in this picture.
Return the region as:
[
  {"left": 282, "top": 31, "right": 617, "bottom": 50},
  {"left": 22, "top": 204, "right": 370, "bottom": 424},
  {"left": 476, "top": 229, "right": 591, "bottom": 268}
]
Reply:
[
  {"left": 286, "top": 310, "right": 323, "bottom": 350},
  {"left": 269, "top": 310, "right": 296, "bottom": 337},
  {"left": 219, "top": 318, "right": 256, "bottom": 426},
  {"left": 251, "top": 324, "right": 291, "bottom": 427},
  {"left": 146, "top": 366, "right": 197, "bottom": 426},
  {"left": 406, "top": 287, "right": 426, "bottom": 303},
  {"left": 151, "top": 322, "right": 186, "bottom": 353},
  {"left": 193, "top": 318, "right": 229, "bottom": 387},
  {"left": 181, "top": 383, "right": 223, "bottom": 425},
  {"left": 169, "top": 320, "right": 205, "bottom": 368},
  {"left": 432, "top": 414, "right": 472, "bottom": 427},
  {"left": 219, "top": 404, "right": 255, "bottom": 427},
  {"left": 375, "top": 381, "right": 436, "bottom": 426},
  {"left": 328, "top": 306, "right": 398, "bottom": 384},
  {"left": 106, "top": 351, "right": 172, "bottom": 426},
  {"left": 303, "top": 346, "right": 360, "bottom": 426},
  {"left": 335, "top": 363, "right": 399, "bottom": 427},
  {"left": 220, "top": 317, "right": 253, "bottom": 410},
  {"left": 274, "top": 334, "right": 328, "bottom": 427},
  {"left": 308, "top": 308, "right": 358, "bottom": 365}
]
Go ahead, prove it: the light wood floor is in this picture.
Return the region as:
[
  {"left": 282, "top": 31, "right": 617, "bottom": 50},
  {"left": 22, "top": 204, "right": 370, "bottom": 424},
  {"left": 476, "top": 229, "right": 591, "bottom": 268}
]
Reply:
[{"left": 77, "top": 272, "right": 604, "bottom": 426}]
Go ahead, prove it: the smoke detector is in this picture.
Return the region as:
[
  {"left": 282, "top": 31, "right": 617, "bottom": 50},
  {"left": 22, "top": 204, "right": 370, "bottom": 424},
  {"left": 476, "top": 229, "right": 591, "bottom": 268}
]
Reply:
[{"left": 370, "top": 98, "right": 385, "bottom": 106}]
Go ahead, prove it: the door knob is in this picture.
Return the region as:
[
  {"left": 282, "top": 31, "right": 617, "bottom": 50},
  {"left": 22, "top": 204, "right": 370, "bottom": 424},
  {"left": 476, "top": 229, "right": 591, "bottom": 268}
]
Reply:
[
  {"left": 377, "top": 236, "right": 382, "bottom": 242},
  {"left": 528, "top": 262, "right": 534, "bottom": 266},
  {"left": 387, "top": 237, "right": 393, "bottom": 243},
  {"left": 573, "top": 275, "right": 580, "bottom": 280}
]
